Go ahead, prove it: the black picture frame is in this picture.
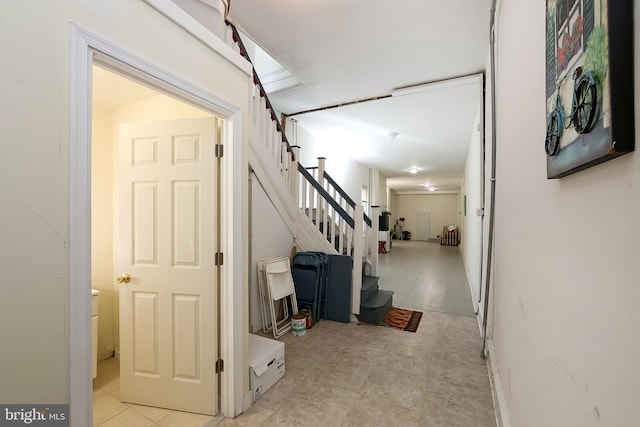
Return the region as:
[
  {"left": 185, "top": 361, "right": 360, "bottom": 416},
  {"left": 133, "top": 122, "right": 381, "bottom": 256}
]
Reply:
[{"left": 545, "top": 0, "right": 634, "bottom": 179}]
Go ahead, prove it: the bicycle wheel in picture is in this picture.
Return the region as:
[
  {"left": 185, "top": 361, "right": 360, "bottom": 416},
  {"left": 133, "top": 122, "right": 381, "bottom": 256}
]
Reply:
[{"left": 544, "top": 0, "right": 634, "bottom": 179}]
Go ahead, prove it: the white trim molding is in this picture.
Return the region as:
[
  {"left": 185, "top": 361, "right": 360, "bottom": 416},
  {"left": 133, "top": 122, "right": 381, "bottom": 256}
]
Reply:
[
  {"left": 219, "top": 110, "right": 247, "bottom": 417},
  {"left": 69, "top": 22, "right": 94, "bottom": 427},
  {"left": 201, "top": 0, "right": 230, "bottom": 17},
  {"left": 143, "top": 0, "right": 251, "bottom": 76},
  {"left": 69, "top": 23, "right": 245, "bottom": 425},
  {"left": 486, "top": 338, "right": 512, "bottom": 427}
]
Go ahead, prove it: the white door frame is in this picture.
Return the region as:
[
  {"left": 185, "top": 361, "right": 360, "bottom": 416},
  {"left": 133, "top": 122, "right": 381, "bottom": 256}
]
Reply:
[{"left": 69, "top": 24, "right": 245, "bottom": 425}]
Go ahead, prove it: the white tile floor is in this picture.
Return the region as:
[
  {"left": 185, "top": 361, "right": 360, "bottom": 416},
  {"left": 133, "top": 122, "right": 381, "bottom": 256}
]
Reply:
[
  {"left": 94, "top": 240, "right": 495, "bottom": 426},
  {"left": 92, "top": 358, "right": 217, "bottom": 427}
]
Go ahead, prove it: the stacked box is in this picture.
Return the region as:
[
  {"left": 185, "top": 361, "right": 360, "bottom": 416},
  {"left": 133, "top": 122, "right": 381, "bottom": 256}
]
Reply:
[{"left": 249, "top": 334, "right": 285, "bottom": 401}]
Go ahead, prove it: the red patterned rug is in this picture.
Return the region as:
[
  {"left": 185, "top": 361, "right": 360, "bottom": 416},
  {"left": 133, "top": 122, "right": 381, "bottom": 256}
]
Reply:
[{"left": 381, "top": 307, "right": 423, "bottom": 333}]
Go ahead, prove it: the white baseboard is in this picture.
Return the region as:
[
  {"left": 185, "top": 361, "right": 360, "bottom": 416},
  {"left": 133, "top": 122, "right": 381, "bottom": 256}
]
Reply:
[
  {"left": 460, "top": 253, "right": 480, "bottom": 315},
  {"left": 485, "top": 339, "right": 511, "bottom": 427},
  {"left": 476, "top": 313, "right": 484, "bottom": 336},
  {"left": 243, "top": 392, "right": 253, "bottom": 413}
]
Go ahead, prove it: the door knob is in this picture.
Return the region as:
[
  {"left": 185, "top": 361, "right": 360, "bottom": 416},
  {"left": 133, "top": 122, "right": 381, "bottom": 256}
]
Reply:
[{"left": 116, "top": 273, "right": 131, "bottom": 284}]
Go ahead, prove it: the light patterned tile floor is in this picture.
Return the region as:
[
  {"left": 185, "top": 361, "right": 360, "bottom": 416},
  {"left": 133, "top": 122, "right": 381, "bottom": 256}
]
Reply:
[
  {"left": 221, "top": 314, "right": 495, "bottom": 427},
  {"left": 378, "top": 240, "right": 477, "bottom": 316},
  {"left": 92, "top": 358, "right": 217, "bottom": 427},
  {"left": 220, "top": 241, "right": 496, "bottom": 426},
  {"left": 95, "top": 241, "right": 495, "bottom": 426}
]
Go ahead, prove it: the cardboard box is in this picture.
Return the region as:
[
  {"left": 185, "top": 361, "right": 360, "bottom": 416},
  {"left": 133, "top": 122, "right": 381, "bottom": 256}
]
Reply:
[{"left": 249, "top": 334, "right": 285, "bottom": 401}]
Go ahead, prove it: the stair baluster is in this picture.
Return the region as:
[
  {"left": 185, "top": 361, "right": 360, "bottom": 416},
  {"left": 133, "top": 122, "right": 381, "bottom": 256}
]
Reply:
[{"left": 224, "top": 20, "right": 391, "bottom": 319}]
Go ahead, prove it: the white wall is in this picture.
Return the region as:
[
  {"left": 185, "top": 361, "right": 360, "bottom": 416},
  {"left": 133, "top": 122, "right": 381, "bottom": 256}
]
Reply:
[
  {"left": 291, "top": 122, "right": 370, "bottom": 203},
  {"left": 394, "top": 194, "right": 458, "bottom": 240},
  {"left": 0, "top": 0, "right": 250, "bottom": 406},
  {"left": 289, "top": 120, "right": 391, "bottom": 239},
  {"left": 248, "top": 172, "right": 295, "bottom": 332},
  {"left": 375, "top": 172, "right": 388, "bottom": 209},
  {"left": 462, "top": 106, "right": 484, "bottom": 311},
  {"left": 388, "top": 190, "right": 398, "bottom": 222},
  {"left": 490, "top": 1, "right": 640, "bottom": 425}
]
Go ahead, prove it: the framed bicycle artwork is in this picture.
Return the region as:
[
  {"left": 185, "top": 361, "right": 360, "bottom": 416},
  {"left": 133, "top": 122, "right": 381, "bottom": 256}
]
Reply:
[{"left": 545, "top": 0, "right": 634, "bottom": 179}]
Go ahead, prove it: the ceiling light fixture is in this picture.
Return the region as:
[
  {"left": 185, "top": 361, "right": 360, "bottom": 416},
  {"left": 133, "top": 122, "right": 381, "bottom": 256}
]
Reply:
[
  {"left": 429, "top": 187, "right": 436, "bottom": 192},
  {"left": 408, "top": 168, "right": 418, "bottom": 174}
]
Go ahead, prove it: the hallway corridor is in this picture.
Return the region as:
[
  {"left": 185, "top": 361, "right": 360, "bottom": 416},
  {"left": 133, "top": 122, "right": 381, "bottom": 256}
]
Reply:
[
  {"left": 219, "top": 241, "right": 495, "bottom": 426},
  {"left": 378, "top": 240, "right": 477, "bottom": 316}
]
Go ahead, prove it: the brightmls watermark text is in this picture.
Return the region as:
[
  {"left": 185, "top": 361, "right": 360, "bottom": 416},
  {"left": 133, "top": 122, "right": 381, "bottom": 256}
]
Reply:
[{"left": 1, "top": 405, "right": 68, "bottom": 426}]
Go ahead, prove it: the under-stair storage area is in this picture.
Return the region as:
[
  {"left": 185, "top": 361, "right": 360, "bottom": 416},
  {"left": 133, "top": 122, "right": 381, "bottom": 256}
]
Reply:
[
  {"left": 236, "top": 13, "right": 395, "bottom": 405},
  {"left": 258, "top": 250, "right": 394, "bottom": 337},
  {"left": 255, "top": 252, "right": 356, "bottom": 334},
  {"left": 291, "top": 252, "right": 355, "bottom": 324},
  {"left": 292, "top": 252, "right": 329, "bottom": 324},
  {"left": 257, "top": 257, "right": 300, "bottom": 338}
]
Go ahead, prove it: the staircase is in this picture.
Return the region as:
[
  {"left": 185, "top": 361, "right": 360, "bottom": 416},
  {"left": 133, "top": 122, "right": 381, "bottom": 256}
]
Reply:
[
  {"left": 359, "top": 274, "right": 394, "bottom": 325},
  {"left": 222, "top": 21, "right": 394, "bottom": 321},
  {"left": 299, "top": 162, "right": 394, "bottom": 322}
]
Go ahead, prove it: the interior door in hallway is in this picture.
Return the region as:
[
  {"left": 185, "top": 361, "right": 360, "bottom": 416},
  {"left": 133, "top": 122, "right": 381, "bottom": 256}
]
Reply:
[
  {"left": 415, "top": 211, "right": 431, "bottom": 241},
  {"left": 118, "top": 118, "right": 218, "bottom": 415}
]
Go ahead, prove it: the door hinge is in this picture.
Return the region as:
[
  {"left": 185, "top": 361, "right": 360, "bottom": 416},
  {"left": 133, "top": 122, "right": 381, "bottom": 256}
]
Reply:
[
  {"left": 214, "top": 252, "right": 224, "bottom": 266},
  {"left": 215, "top": 359, "right": 224, "bottom": 374},
  {"left": 215, "top": 144, "right": 224, "bottom": 158}
]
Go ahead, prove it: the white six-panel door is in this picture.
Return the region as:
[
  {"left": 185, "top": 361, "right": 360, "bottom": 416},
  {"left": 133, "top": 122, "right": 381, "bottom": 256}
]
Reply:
[{"left": 118, "top": 118, "right": 218, "bottom": 415}]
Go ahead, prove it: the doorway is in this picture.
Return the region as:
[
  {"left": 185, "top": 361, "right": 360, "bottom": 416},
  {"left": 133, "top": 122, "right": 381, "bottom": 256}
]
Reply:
[
  {"left": 91, "top": 65, "right": 221, "bottom": 421},
  {"left": 70, "top": 27, "right": 246, "bottom": 424},
  {"left": 415, "top": 211, "right": 431, "bottom": 241}
]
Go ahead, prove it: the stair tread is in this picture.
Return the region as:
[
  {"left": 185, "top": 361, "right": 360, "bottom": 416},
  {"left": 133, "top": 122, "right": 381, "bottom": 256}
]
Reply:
[
  {"left": 361, "top": 289, "right": 394, "bottom": 309},
  {"left": 361, "top": 276, "right": 380, "bottom": 292}
]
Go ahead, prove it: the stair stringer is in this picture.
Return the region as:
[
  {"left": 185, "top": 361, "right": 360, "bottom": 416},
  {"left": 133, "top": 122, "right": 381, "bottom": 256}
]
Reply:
[
  {"left": 248, "top": 121, "right": 340, "bottom": 255},
  {"left": 229, "top": 19, "right": 367, "bottom": 320},
  {"left": 247, "top": 125, "right": 297, "bottom": 237},
  {"left": 294, "top": 209, "right": 338, "bottom": 254}
]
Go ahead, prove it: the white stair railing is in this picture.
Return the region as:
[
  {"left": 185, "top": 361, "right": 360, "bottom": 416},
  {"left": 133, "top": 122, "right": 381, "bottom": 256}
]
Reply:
[
  {"left": 297, "top": 160, "right": 377, "bottom": 314},
  {"left": 297, "top": 164, "right": 352, "bottom": 254},
  {"left": 224, "top": 22, "right": 298, "bottom": 193},
  {"left": 224, "top": 21, "right": 376, "bottom": 314}
]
